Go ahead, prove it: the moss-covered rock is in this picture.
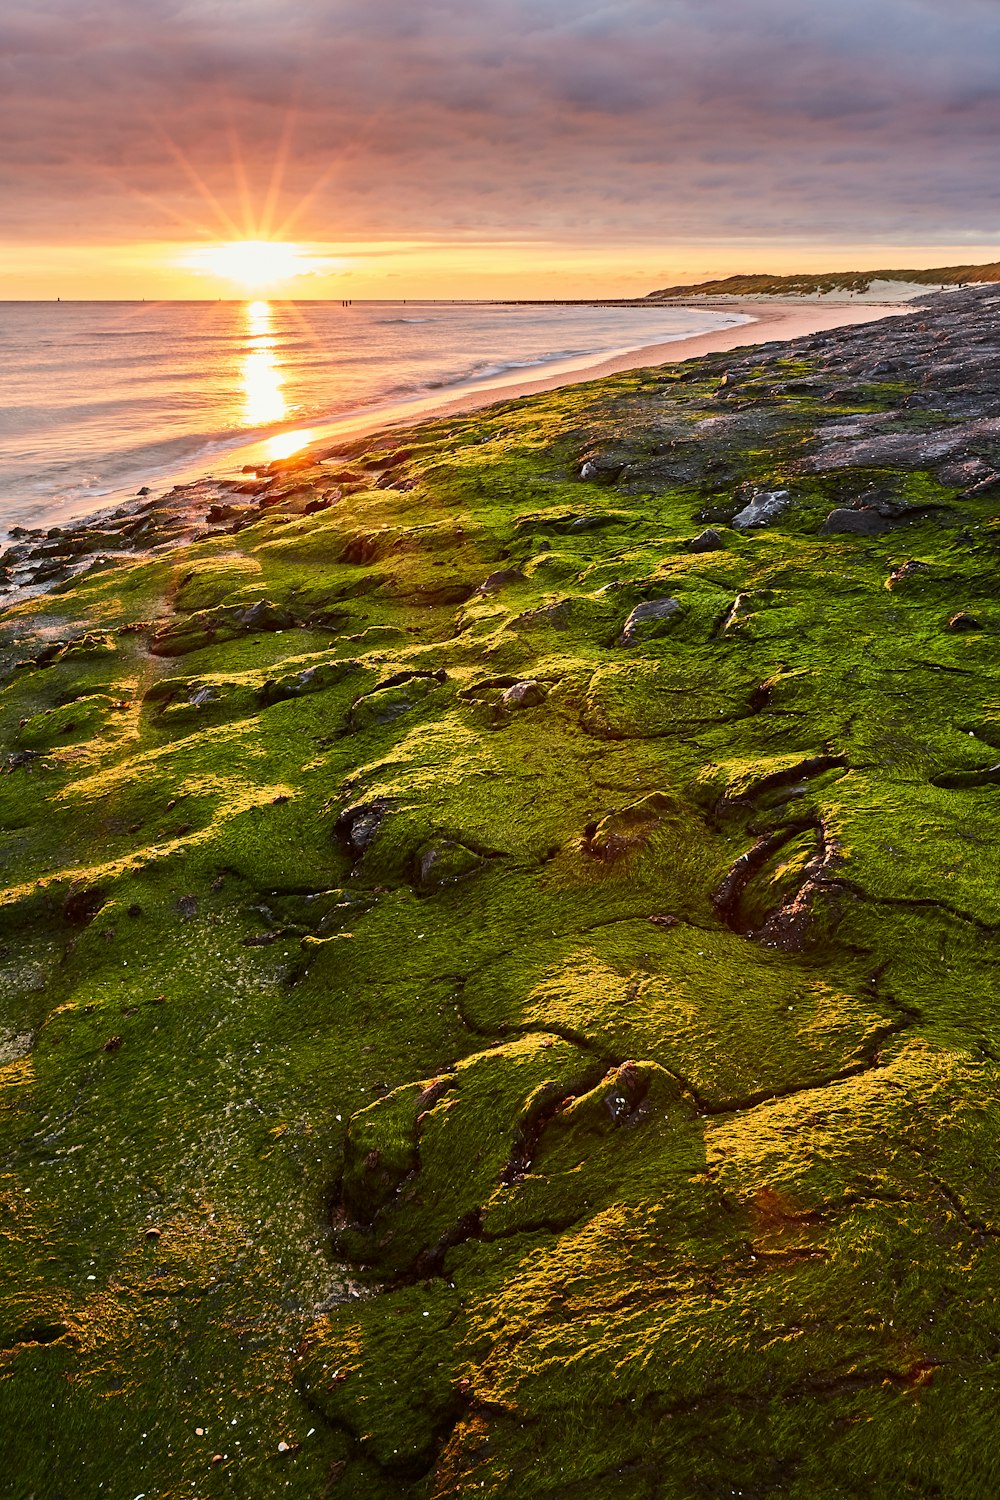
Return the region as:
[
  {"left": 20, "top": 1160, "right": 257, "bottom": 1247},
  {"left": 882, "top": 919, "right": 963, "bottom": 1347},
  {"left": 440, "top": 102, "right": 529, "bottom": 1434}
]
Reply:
[{"left": 6, "top": 287, "right": 1000, "bottom": 1495}]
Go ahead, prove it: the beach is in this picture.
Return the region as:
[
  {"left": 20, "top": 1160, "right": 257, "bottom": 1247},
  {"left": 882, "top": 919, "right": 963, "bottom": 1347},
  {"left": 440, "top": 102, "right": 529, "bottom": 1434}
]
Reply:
[
  {"left": 0, "top": 295, "right": 921, "bottom": 602},
  {"left": 221, "top": 296, "right": 915, "bottom": 478},
  {"left": 0, "top": 297, "right": 915, "bottom": 541}
]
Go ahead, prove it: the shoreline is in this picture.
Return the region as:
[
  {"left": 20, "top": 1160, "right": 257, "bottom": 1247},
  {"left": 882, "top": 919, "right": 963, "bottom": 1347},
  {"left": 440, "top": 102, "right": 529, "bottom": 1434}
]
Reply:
[
  {"left": 0, "top": 298, "right": 914, "bottom": 540},
  {"left": 82, "top": 298, "right": 915, "bottom": 508},
  {"left": 0, "top": 295, "right": 920, "bottom": 604},
  {"left": 217, "top": 297, "right": 914, "bottom": 477}
]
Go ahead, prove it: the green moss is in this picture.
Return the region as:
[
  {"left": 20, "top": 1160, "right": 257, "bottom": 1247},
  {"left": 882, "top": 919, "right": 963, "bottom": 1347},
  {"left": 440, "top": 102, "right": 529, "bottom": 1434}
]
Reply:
[{"left": 4, "top": 327, "right": 1000, "bottom": 1496}]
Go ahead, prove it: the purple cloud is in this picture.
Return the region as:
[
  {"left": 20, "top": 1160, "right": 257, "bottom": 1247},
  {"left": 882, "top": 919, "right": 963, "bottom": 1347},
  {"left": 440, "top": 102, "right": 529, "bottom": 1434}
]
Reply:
[{"left": 1, "top": 0, "right": 999, "bottom": 247}]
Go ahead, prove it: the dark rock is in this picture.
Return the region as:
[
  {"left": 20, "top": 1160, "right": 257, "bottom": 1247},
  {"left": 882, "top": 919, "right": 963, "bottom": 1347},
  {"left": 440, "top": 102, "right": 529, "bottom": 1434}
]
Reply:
[
  {"left": 617, "top": 597, "right": 682, "bottom": 646},
  {"left": 102, "top": 1036, "right": 123, "bottom": 1053},
  {"left": 578, "top": 455, "right": 623, "bottom": 484},
  {"left": 820, "top": 508, "right": 888, "bottom": 536},
  {"left": 479, "top": 568, "right": 526, "bottom": 595},
  {"left": 63, "top": 888, "right": 107, "bottom": 926},
  {"left": 175, "top": 895, "right": 199, "bottom": 919},
  {"left": 731, "top": 489, "right": 792, "bottom": 530},
  {"left": 236, "top": 600, "right": 296, "bottom": 632},
  {"left": 947, "top": 612, "right": 982, "bottom": 631},
  {"left": 2, "top": 750, "right": 42, "bottom": 772},
  {"left": 336, "top": 800, "right": 388, "bottom": 859},
  {"left": 688, "top": 528, "right": 726, "bottom": 553}
]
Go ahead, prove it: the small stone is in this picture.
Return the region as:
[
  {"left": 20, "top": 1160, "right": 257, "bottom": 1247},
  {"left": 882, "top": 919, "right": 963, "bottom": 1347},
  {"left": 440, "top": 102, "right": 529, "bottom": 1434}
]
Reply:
[
  {"left": 102, "top": 1036, "right": 123, "bottom": 1053},
  {"left": 731, "top": 489, "right": 792, "bottom": 530},
  {"left": 211, "top": 1454, "right": 224, "bottom": 1466},
  {"left": 617, "top": 597, "right": 682, "bottom": 647},
  {"left": 688, "top": 528, "right": 725, "bottom": 553},
  {"left": 886, "top": 559, "right": 931, "bottom": 591},
  {"left": 336, "top": 800, "right": 388, "bottom": 859},
  {"left": 175, "top": 895, "right": 198, "bottom": 918},
  {"left": 144, "top": 1227, "right": 161, "bottom": 1241},
  {"left": 947, "top": 612, "right": 982, "bottom": 631},
  {"left": 478, "top": 568, "right": 525, "bottom": 594},
  {"left": 820, "top": 508, "right": 887, "bottom": 536},
  {"left": 501, "top": 680, "right": 546, "bottom": 708}
]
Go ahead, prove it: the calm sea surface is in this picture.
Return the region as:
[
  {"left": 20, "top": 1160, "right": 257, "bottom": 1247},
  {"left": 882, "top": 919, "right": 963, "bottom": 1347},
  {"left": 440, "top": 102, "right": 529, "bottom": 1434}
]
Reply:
[{"left": 0, "top": 299, "right": 746, "bottom": 531}]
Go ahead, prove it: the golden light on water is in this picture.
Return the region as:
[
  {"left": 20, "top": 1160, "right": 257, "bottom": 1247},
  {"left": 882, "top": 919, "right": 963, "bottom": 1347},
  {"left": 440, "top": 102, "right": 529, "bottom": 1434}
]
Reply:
[
  {"left": 239, "top": 299, "right": 314, "bottom": 459},
  {"left": 242, "top": 299, "right": 285, "bottom": 426},
  {"left": 266, "top": 428, "right": 316, "bottom": 460}
]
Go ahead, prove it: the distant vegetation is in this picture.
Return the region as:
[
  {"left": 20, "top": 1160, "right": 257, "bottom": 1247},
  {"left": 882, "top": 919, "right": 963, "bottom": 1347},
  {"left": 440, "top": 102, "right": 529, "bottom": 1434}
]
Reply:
[{"left": 646, "top": 261, "right": 1000, "bottom": 298}]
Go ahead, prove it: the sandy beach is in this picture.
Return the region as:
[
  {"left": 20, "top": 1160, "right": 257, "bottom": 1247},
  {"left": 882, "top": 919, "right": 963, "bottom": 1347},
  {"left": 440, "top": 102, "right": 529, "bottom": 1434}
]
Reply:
[
  {"left": 221, "top": 297, "right": 917, "bottom": 476},
  {"left": 430, "top": 297, "right": 917, "bottom": 407}
]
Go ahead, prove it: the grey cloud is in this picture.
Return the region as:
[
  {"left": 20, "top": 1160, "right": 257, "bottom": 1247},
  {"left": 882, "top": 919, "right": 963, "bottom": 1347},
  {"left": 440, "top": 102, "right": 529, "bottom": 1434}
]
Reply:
[{"left": 2, "top": 0, "right": 1000, "bottom": 247}]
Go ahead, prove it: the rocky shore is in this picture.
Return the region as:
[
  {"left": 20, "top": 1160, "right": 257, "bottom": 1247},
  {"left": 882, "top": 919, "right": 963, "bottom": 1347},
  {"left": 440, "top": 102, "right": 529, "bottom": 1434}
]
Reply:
[{"left": 4, "top": 285, "right": 1000, "bottom": 1496}]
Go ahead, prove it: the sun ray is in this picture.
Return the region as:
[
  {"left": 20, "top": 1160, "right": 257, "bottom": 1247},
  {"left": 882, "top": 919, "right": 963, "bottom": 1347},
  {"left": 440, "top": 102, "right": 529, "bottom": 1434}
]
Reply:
[
  {"left": 260, "top": 92, "right": 302, "bottom": 241},
  {"left": 155, "top": 128, "right": 245, "bottom": 242},
  {"left": 225, "top": 113, "right": 258, "bottom": 242},
  {"left": 271, "top": 108, "right": 391, "bottom": 241}
]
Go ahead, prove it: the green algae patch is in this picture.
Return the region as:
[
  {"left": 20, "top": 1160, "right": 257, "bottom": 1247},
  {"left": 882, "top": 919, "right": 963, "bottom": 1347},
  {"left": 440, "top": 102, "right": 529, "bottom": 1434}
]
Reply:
[{"left": 7, "top": 300, "right": 1000, "bottom": 1494}]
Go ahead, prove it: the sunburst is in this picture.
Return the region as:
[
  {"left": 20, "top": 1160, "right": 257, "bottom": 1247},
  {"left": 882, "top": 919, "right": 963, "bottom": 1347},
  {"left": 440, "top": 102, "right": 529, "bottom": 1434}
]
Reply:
[{"left": 181, "top": 239, "right": 325, "bottom": 291}]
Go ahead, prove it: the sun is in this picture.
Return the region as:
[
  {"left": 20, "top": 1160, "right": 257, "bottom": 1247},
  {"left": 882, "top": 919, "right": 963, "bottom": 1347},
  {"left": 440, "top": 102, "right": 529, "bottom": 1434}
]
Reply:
[{"left": 182, "top": 239, "right": 319, "bottom": 291}]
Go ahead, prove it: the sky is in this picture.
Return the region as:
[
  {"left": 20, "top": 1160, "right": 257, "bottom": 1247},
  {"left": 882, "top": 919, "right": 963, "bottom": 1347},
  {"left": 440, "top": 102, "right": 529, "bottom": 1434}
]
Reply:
[{"left": 2, "top": 0, "right": 1000, "bottom": 298}]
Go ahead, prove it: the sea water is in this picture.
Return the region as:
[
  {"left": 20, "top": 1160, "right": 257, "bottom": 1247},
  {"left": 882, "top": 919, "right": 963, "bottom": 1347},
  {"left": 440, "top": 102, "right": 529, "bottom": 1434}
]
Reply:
[{"left": 0, "top": 299, "right": 747, "bottom": 530}]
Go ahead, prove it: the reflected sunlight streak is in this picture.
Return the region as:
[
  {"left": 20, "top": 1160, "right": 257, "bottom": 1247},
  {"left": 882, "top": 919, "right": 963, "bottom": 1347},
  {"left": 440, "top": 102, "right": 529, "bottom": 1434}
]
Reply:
[
  {"left": 242, "top": 300, "right": 286, "bottom": 426},
  {"left": 266, "top": 428, "right": 316, "bottom": 460},
  {"left": 239, "top": 300, "right": 315, "bottom": 459}
]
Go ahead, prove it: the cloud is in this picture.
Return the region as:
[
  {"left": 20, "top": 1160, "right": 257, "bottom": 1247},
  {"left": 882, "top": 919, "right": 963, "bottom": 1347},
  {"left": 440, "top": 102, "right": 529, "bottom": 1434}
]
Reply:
[{"left": 2, "top": 0, "right": 1000, "bottom": 249}]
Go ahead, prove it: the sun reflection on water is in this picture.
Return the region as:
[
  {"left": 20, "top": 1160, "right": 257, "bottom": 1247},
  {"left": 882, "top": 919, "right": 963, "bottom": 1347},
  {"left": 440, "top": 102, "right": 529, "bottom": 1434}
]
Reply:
[
  {"left": 239, "top": 300, "right": 320, "bottom": 462},
  {"left": 266, "top": 428, "right": 316, "bottom": 460},
  {"left": 242, "top": 300, "right": 286, "bottom": 426}
]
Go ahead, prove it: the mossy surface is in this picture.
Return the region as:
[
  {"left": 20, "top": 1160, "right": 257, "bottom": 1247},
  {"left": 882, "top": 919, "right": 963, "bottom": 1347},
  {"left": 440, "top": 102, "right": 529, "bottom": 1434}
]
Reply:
[{"left": 5, "top": 292, "right": 1000, "bottom": 1495}]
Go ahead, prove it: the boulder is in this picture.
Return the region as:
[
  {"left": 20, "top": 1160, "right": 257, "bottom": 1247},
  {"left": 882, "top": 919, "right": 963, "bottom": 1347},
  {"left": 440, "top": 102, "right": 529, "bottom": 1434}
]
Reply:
[{"left": 478, "top": 568, "right": 525, "bottom": 594}]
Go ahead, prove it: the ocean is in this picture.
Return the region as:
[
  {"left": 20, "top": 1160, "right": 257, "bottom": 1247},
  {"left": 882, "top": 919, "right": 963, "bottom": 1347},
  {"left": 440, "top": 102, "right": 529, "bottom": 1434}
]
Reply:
[{"left": 0, "top": 299, "right": 747, "bottom": 533}]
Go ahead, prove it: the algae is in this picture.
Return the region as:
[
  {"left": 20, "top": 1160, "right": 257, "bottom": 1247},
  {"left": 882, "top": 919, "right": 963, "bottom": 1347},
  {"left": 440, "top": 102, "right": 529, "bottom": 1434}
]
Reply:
[{"left": 4, "top": 288, "right": 1000, "bottom": 1495}]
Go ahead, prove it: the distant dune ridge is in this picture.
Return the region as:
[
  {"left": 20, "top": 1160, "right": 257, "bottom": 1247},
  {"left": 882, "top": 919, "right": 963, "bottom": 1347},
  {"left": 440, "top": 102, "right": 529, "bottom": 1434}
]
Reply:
[{"left": 646, "top": 261, "right": 1000, "bottom": 299}]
